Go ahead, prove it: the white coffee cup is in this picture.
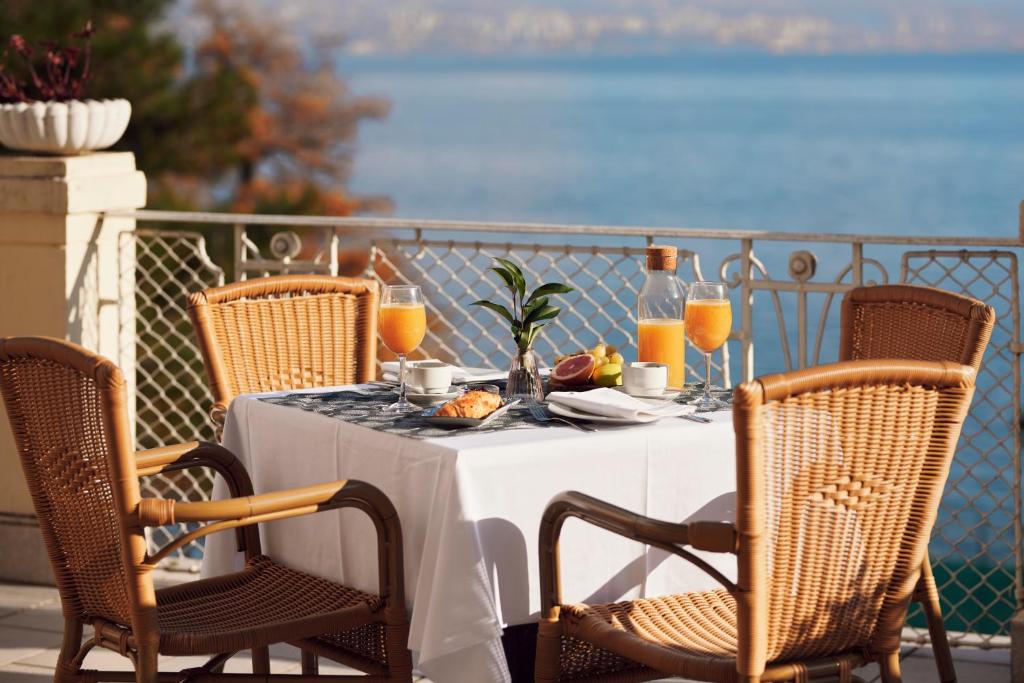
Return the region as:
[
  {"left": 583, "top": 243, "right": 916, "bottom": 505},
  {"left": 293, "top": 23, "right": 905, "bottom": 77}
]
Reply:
[
  {"left": 409, "top": 362, "right": 452, "bottom": 394},
  {"left": 622, "top": 362, "right": 669, "bottom": 395}
]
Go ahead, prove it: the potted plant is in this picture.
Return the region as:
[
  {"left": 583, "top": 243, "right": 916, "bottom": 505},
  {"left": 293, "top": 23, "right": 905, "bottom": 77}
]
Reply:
[
  {"left": 472, "top": 256, "right": 574, "bottom": 402},
  {"left": 0, "top": 22, "right": 130, "bottom": 154}
]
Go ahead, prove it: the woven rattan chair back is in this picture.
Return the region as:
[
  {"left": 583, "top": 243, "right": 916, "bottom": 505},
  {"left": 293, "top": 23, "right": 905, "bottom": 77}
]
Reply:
[
  {"left": 732, "top": 360, "right": 975, "bottom": 675},
  {"left": 188, "top": 275, "right": 380, "bottom": 409},
  {"left": 840, "top": 284, "right": 995, "bottom": 370},
  {"left": 0, "top": 337, "right": 151, "bottom": 633}
]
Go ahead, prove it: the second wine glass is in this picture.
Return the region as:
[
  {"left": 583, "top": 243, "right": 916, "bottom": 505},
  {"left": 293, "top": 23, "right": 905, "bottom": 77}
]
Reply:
[
  {"left": 684, "top": 281, "right": 732, "bottom": 412},
  {"left": 379, "top": 285, "right": 427, "bottom": 414}
]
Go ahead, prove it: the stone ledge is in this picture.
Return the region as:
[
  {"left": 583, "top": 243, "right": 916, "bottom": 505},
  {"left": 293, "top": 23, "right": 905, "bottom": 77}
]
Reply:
[
  {"left": 0, "top": 152, "right": 137, "bottom": 179},
  {"left": 0, "top": 171, "right": 146, "bottom": 214},
  {"left": 0, "top": 514, "right": 53, "bottom": 586}
]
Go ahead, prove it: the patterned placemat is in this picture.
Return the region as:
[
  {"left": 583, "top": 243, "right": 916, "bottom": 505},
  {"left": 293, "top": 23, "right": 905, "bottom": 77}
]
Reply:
[{"left": 259, "top": 382, "right": 731, "bottom": 440}]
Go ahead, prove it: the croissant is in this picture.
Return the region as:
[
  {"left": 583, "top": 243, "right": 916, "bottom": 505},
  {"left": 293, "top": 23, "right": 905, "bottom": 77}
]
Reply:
[{"left": 435, "top": 390, "right": 503, "bottom": 419}]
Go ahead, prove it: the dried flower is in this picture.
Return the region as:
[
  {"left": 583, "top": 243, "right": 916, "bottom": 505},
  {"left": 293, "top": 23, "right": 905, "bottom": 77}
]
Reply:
[
  {"left": 0, "top": 22, "right": 94, "bottom": 104},
  {"left": 72, "top": 21, "right": 95, "bottom": 40},
  {"left": 9, "top": 35, "right": 31, "bottom": 57}
]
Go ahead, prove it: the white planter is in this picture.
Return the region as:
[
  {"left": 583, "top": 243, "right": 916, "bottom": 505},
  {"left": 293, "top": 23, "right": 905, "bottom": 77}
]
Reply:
[{"left": 0, "top": 98, "right": 131, "bottom": 154}]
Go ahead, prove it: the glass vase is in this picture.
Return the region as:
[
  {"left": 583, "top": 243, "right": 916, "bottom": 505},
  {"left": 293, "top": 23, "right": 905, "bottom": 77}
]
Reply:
[{"left": 506, "top": 347, "right": 544, "bottom": 404}]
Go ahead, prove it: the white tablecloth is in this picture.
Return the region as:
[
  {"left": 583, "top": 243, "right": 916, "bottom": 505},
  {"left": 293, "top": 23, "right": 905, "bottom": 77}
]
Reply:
[{"left": 201, "top": 386, "right": 737, "bottom": 683}]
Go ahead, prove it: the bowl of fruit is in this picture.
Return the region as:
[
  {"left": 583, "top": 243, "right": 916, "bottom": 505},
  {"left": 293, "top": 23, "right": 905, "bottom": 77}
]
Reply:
[{"left": 549, "top": 342, "right": 624, "bottom": 389}]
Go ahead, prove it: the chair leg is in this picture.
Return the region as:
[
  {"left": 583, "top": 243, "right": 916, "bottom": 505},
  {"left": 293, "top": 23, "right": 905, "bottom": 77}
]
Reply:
[
  {"left": 301, "top": 649, "right": 318, "bottom": 675},
  {"left": 252, "top": 646, "right": 271, "bottom": 674},
  {"left": 135, "top": 645, "right": 158, "bottom": 683},
  {"left": 878, "top": 652, "right": 902, "bottom": 683},
  {"left": 916, "top": 558, "right": 957, "bottom": 683},
  {"left": 534, "top": 618, "right": 563, "bottom": 683},
  {"left": 53, "top": 618, "right": 83, "bottom": 683}
]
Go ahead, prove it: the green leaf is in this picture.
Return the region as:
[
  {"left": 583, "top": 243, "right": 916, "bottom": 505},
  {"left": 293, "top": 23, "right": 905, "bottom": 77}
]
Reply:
[
  {"left": 523, "top": 304, "right": 560, "bottom": 326},
  {"left": 526, "top": 324, "right": 543, "bottom": 347},
  {"left": 471, "top": 300, "right": 514, "bottom": 324},
  {"left": 533, "top": 307, "right": 561, "bottom": 323},
  {"left": 493, "top": 257, "right": 526, "bottom": 298},
  {"left": 493, "top": 256, "right": 524, "bottom": 279},
  {"left": 489, "top": 267, "right": 517, "bottom": 293},
  {"left": 522, "top": 296, "right": 549, "bottom": 319},
  {"left": 525, "top": 282, "right": 574, "bottom": 305}
]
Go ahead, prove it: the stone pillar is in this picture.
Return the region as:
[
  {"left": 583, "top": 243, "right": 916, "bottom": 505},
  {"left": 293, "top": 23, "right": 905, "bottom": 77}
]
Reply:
[{"left": 0, "top": 152, "right": 145, "bottom": 584}]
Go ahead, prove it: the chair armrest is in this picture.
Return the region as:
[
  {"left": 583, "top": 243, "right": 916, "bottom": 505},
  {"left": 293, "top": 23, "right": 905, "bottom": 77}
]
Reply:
[
  {"left": 135, "top": 441, "right": 251, "bottom": 489},
  {"left": 135, "top": 441, "right": 201, "bottom": 474},
  {"left": 139, "top": 479, "right": 385, "bottom": 525},
  {"left": 135, "top": 441, "right": 258, "bottom": 555},
  {"left": 538, "top": 491, "right": 737, "bottom": 615},
  {"left": 541, "top": 490, "right": 736, "bottom": 553},
  {"left": 137, "top": 479, "right": 405, "bottom": 604}
]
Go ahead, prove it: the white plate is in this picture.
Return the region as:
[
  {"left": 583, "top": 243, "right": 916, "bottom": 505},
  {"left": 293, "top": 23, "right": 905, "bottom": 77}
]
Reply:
[
  {"left": 423, "top": 399, "right": 520, "bottom": 428},
  {"left": 548, "top": 402, "right": 660, "bottom": 425},
  {"left": 612, "top": 386, "right": 682, "bottom": 401}
]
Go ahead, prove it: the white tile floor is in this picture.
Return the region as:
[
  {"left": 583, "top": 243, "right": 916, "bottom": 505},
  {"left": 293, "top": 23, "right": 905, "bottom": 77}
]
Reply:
[{"left": 0, "top": 578, "right": 1010, "bottom": 682}]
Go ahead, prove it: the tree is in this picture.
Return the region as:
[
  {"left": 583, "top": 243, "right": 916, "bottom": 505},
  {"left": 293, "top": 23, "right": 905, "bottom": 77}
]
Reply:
[
  {"left": 0, "top": 0, "right": 389, "bottom": 217},
  {"left": 190, "top": 0, "right": 390, "bottom": 216}
]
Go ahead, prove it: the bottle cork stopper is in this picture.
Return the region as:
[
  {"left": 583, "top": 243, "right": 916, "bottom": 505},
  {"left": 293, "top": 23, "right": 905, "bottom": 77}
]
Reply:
[{"left": 646, "top": 245, "right": 677, "bottom": 271}]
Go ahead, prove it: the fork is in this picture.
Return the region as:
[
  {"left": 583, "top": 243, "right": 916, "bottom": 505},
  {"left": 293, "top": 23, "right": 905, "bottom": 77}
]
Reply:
[{"left": 527, "top": 402, "right": 597, "bottom": 432}]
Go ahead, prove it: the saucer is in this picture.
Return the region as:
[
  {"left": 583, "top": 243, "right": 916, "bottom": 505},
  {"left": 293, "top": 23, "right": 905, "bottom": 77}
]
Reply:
[
  {"left": 393, "top": 385, "right": 464, "bottom": 406},
  {"left": 612, "top": 386, "right": 682, "bottom": 401}
]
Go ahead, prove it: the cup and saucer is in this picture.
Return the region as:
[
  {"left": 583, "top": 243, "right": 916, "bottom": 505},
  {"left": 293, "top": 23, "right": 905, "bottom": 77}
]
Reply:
[
  {"left": 393, "top": 362, "right": 464, "bottom": 406},
  {"left": 613, "top": 362, "right": 681, "bottom": 401}
]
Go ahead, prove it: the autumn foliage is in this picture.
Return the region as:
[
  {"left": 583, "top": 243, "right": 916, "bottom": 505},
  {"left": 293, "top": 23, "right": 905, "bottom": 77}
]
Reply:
[{"left": 0, "top": 0, "right": 390, "bottom": 218}]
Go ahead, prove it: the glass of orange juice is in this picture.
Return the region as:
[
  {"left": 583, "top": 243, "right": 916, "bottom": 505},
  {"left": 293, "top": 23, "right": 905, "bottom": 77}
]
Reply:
[
  {"left": 379, "top": 284, "right": 427, "bottom": 413},
  {"left": 684, "top": 281, "right": 732, "bottom": 411}
]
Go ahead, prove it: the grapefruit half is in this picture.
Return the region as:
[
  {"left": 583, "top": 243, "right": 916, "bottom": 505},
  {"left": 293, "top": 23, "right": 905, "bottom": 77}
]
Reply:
[{"left": 551, "top": 354, "right": 596, "bottom": 386}]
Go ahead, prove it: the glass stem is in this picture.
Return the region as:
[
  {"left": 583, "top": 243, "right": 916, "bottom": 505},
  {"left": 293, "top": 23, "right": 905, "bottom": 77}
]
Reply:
[
  {"left": 398, "top": 354, "right": 408, "bottom": 403},
  {"left": 703, "top": 352, "right": 713, "bottom": 405}
]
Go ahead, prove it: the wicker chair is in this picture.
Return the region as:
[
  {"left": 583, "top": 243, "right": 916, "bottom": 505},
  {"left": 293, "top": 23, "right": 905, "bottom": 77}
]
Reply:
[
  {"left": 840, "top": 283, "right": 995, "bottom": 683},
  {"left": 535, "top": 359, "right": 976, "bottom": 683},
  {"left": 188, "top": 275, "right": 380, "bottom": 431},
  {"left": 0, "top": 336, "right": 412, "bottom": 683}
]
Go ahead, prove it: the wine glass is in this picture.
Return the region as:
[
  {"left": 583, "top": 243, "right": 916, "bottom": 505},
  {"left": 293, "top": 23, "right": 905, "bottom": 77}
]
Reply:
[
  {"left": 379, "top": 285, "right": 427, "bottom": 414},
  {"left": 684, "top": 281, "right": 732, "bottom": 412}
]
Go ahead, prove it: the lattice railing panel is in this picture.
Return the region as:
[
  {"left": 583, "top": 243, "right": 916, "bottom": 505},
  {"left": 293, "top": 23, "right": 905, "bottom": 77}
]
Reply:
[
  {"left": 899, "top": 250, "right": 1020, "bottom": 645},
  {"left": 367, "top": 238, "right": 729, "bottom": 385},
  {"left": 128, "top": 229, "right": 224, "bottom": 567}
]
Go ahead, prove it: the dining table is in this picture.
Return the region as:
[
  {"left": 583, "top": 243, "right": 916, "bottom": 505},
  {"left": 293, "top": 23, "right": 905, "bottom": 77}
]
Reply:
[{"left": 200, "top": 382, "right": 737, "bottom": 683}]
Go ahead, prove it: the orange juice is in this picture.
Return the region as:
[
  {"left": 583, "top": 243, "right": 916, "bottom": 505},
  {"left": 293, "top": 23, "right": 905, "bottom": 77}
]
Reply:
[
  {"left": 638, "top": 318, "right": 686, "bottom": 389},
  {"left": 379, "top": 303, "right": 426, "bottom": 355},
  {"left": 684, "top": 299, "right": 732, "bottom": 353}
]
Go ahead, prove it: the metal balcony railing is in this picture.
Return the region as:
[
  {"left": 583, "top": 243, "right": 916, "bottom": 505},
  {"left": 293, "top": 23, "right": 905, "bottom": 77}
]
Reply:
[{"left": 108, "top": 208, "right": 1024, "bottom": 650}]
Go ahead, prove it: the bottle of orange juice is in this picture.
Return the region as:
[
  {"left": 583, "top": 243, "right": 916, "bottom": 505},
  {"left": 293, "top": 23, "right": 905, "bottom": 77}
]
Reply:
[{"left": 637, "top": 245, "right": 687, "bottom": 388}]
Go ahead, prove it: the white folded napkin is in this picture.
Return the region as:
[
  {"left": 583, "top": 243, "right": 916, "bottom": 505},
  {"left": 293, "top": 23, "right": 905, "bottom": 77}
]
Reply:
[
  {"left": 381, "top": 360, "right": 507, "bottom": 384},
  {"left": 547, "top": 388, "right": 694, "bottom": 420}
]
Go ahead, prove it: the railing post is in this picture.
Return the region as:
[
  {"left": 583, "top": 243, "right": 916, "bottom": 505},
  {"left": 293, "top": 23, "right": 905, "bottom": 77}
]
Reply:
[
  {"left": 1015, "top": 545, "right": 1024, "bottom": 679},
  {"left": 851, "top": 242, "right": 864, "bottom": 286},
  {"left": 739, "top": 239, "right": 755, "bottom": 382},
  {"left": 233, "top": 222, "right": 245, "bottom": 281},
  {"left": 0, "top": 152, "right": 146, "bottom": 584},
  {"left": 1018, "top": 200, "right": 1024, "bottom": 244}
]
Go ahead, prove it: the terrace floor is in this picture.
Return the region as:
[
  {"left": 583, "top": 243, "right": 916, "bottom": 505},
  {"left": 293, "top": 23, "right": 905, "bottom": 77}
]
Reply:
[{"left": 0, "top": 579, "right": 1010, "bottom": 682}]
